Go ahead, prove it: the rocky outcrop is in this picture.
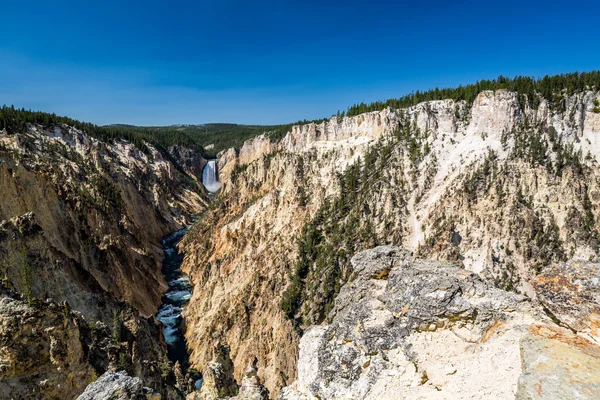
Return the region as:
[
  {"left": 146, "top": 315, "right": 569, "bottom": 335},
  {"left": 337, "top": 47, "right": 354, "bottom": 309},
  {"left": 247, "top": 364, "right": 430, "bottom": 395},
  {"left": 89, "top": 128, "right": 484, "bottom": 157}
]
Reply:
[
  {"left": 533, "top": 261, "right": 600, "bottom": 342},
  {"left": 234, "top": 358, "right": 269, "bottom": 400},
  {"left": 77, "top": 371, "right": 160, "bottom": 400},
  {"left": 190, "top": 345, "right": 239, "bottom": 399},
  {"left": 186, "top": 351, "right": 269, "bottom": 400},
  {"left": 279, "top": 247, "right": 600, "bottom": 399},
  {"left": 0, "top": 296, "right": 95, "bottom": 399},
  {"left": 517, "top": 324, "right": 600, "bottom": 399}
]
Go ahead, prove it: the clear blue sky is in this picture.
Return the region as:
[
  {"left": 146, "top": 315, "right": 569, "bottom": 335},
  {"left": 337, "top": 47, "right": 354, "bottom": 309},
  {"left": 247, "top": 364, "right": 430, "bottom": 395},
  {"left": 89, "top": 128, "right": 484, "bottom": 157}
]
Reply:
[{"left": 1, "top": 0, "right": 598, "bottom": 126}]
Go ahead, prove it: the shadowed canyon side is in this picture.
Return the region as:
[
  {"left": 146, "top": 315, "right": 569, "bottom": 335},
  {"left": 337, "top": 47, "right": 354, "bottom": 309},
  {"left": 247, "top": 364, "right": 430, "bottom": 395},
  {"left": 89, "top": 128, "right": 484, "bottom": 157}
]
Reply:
[
  {"left": 180, "top": 87, "right": 600, "bottom": 398},
  {"left": 0, "top": 125, "right": 208, "bottom": 320},
  {"left": 0, "top": 120, "right": 210, "bottom": 398}
]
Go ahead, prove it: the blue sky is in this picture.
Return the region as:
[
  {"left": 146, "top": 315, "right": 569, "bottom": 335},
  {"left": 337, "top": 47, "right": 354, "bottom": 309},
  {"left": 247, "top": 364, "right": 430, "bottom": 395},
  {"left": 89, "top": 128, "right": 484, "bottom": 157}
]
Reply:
[{"left": 1, "top": 0, "right": 599, "bottom": 126}]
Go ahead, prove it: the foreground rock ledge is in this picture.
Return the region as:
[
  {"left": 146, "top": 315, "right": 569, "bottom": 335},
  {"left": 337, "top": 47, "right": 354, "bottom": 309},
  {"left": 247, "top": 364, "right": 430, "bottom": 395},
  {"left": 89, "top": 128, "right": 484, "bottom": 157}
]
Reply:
[
  {"left": 77, "top": 371, "right": 160, "bottom": 400},
  {"left": 279, "top": 246, "right": 600, "bottom": 400}
]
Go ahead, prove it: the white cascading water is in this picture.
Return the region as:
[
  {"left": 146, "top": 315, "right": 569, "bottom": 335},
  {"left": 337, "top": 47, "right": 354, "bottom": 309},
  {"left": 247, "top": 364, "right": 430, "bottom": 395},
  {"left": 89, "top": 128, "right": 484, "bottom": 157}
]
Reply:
[{"left": 202, "top": 160, "right": 222, "bottom": 193}]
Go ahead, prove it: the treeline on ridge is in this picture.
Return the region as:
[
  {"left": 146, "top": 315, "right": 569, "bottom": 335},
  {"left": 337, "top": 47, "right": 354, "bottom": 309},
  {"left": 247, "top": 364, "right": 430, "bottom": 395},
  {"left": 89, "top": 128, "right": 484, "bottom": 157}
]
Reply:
[
  {"left": 345, "top": 71, "right": 600, "bottom": 117},
  {"left": 2, "top": 71, "right": 600, "bottom": 158},
  {"left": 0, "top": 105, "right": 209, "bottom": 157}
]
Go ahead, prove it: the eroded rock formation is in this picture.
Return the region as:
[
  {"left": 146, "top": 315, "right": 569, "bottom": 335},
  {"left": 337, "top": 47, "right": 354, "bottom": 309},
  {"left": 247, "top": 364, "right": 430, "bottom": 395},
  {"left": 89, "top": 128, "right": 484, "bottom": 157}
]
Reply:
[
  {"left": 77, "top": 371, "right": 160, "bottom": 400},
  {"left": 279, "top": 247, "right": 600, "bottom": 399},
  {"left": 0, "top": 122, "right": 208, "bottom": 397},
  {"left": 181, "top": 89, "right": 600, "bottom": 397}
]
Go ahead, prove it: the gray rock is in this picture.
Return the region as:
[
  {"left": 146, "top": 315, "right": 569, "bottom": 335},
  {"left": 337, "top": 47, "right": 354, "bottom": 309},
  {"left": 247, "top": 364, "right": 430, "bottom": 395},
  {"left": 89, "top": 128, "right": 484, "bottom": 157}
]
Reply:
[
  {"left": 349, "top": 246, "right": 411, "bottom": 279},
  {"left": 187, "top": 344, "right": 239, "bottom": 400},
  {"left": 282, "top": 248, "right": 530, "bottom": 399},
  {"left": 233, "top": 357, "right": 269, "bottom": 400},
  {"left": 77, "top": 371, "right": 148, "bottom": 400},
  {"left": 280, "top": 246, "right": 600, "bottom": 399}
]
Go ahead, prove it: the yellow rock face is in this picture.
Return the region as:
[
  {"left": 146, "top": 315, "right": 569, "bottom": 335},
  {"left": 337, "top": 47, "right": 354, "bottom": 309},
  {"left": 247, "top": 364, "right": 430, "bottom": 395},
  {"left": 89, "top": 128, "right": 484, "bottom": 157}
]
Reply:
[
  {"left": 0, "top": 297, "right": 95, "bottom": 399},
  {"left": 517, "top": 324, "right": 600, "bottom": 399}
]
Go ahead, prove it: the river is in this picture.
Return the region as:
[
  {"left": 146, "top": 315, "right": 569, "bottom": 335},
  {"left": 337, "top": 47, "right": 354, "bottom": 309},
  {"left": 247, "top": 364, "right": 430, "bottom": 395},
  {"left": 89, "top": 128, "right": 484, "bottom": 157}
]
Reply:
[
  {"left": 156, "top": 228, "right": 193, "bottom": 365},
  {"left": 155, "top": 161, "right": 219, "bottom": 382}
]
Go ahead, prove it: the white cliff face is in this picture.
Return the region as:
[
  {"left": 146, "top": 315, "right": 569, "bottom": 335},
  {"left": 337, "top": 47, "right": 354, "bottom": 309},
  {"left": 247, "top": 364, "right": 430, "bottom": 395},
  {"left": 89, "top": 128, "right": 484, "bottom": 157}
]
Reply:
[
  {"left": 280, "top": 109, "right": 399, "bottom": 152},
  {"left": 217, "top": 108, "right": 399, "bottom": 174},
  {"left": 217, "top": 147, "right": 238, "bottom": 184},
  {"left": 239, "top": 134, "right": 277, "bottom": 165},
  {"left": 189, "top": 89, "right": 600, "bottom": 398}
]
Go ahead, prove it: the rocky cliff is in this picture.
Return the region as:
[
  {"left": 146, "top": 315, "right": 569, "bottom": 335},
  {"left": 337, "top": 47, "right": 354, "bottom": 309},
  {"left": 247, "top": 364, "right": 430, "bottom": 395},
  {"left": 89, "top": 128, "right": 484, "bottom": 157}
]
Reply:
[
  {"left": 181, "top": 89, "right": 600, "bottom": 398},
  {"left": 0, "top": 122, "right": 209, "bottom": 397},
  {"left": 0, "top": 123, "right": 206, "bottom": 321},
  {"left": 279, "top": 246, "right": 600, "bottom": 399}
]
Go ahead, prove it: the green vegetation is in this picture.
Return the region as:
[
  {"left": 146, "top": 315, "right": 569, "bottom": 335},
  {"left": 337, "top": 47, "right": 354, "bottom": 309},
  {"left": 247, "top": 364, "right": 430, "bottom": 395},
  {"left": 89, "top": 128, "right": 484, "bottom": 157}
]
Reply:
[
  {"left": 0, "top": 259, "right": 7, "bottom": 282},
  {"left": 0, "top": 105, "right": 209, "bottom": 156},
  {"left": 0, "top": 105, "right": 324, "bottom": 157},
  {"left": 153, "top": 119, "right": 335, "bottom": 156},
  {"left": 281, "top": 135, "right": 404, "bottom": 326},
  {"left": 89, "top": 173, "right": 125, "bottom": 211},
  {"left": 462, "top": 150, "right": 499, "bottom": 205},
  {"left": 20, "top": 246, "right": 34, "bottom": 306},
  {"left": 504, "top": 121, "right": 584, "bottom": 177},
  {"left": 148, "top": 123, "right": 281, "bottom": 157},
  {"left": 112, "top": 309, "right": 122, "bottom": 340},
  {"left": 148, "top": 121, "right": 308, "bottom": 157},
  {"left": 346, "top": 71, "right": 600, "bottom": 116}
]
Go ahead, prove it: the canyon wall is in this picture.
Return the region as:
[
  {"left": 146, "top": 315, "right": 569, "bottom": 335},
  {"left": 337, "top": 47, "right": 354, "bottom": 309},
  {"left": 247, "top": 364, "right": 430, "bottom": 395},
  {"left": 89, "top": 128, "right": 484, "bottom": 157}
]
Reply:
[
  {"left": 182, "top": 90, "right": 600, "bottom": 398},
  {"left": 0, "top": 124, "right": 206, "bottom": 321},
  {"left": 0, "top": 123, "right": 208, "bottom": 397}
]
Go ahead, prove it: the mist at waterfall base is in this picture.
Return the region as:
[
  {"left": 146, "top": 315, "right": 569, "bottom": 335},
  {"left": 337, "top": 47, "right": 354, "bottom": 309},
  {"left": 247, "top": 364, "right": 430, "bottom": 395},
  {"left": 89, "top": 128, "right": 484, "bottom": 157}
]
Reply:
[
  {"left": 202, "top": 160, "right": 222, "bottom": 193},
  {"left": 156, "top": 228, "right": 193, "bottom": 366}
]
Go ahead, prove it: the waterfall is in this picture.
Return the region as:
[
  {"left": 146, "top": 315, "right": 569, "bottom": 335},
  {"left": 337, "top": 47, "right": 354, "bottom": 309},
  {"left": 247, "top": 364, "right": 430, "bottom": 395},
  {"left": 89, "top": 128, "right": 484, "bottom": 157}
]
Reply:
[{"left": 202, "top": 160, "right": 222, "bottom": 193}]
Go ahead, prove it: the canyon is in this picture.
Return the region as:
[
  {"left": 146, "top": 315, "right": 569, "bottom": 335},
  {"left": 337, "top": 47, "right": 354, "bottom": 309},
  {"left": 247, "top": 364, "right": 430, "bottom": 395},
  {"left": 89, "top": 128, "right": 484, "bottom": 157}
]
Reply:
[
  {"left": 0, "top": 123, "right": 207, "bottom": 398},
  {"left": 0, "top": 81, "right": 599, "bottom": 399}
]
